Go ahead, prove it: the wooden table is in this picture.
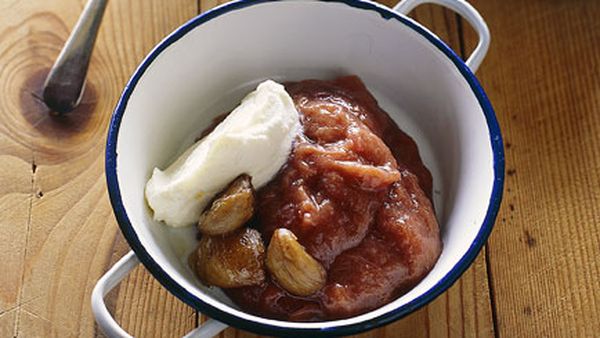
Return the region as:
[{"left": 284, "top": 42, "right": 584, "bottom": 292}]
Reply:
[{"left": 1, "top": 0, "right": 598, "bottom": 337}]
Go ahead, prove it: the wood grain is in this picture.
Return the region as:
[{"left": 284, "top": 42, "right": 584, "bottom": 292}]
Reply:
[
  {"left": 0, "top": 0, "right": 197, "bottom": 337},
  {"left": 97, "top": 1, "right": 200, "bottom": 337},
  {"left": 461, "top": 0, "right": 600, "bottom": 337}
]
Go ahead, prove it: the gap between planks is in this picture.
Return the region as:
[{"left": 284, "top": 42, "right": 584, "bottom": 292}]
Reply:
[{"left": 452, "top": 12, "right": 500, "bottom": 338}]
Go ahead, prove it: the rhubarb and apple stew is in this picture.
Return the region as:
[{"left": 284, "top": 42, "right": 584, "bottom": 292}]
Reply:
[{"left": 145, "top": 76, "right": 442, "bottom": 321}]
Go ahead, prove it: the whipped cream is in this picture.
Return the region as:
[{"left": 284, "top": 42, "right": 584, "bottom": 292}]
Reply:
[{"left": 145, "top": 80, "right": 300, "bottom": 227}]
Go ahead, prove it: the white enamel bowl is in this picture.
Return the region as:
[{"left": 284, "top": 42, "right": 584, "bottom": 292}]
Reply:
[{"left": 93, "top": 0, "right": 504, "bottom": 336}]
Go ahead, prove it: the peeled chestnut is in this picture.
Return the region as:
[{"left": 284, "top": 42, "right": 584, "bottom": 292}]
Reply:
[{"left": 194, "top": 227, "right": 265, "bottom": 288}]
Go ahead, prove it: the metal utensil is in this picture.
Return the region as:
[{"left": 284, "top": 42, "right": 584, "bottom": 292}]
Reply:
[{"left": 43, "top": 0, "right": 108, "bottom": 114}]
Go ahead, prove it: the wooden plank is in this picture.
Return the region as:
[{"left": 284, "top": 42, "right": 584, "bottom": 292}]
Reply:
[
  {"left": 0, "top": 0, "right": 197, "bottom": 337},
  {"left": 0, "top": 141, "right": 31, "bottom": 336},
  {"left": 191, "top": 1, "right": 495, "bottom": 337},
  {"left": 198, "top": 0, "right": 231, "bottom": 13},
  {"left": 462, "top": 0, "right": 600, "bottom": 336},
  {"left": 0, "top": 1, "right": 54, "bottom": 335},
  {"left": 98, "top": 2, "right": 201, "bottom": 336}
]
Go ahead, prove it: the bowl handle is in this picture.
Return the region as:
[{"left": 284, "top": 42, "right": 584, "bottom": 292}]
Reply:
[
  {"left": 393, "top": 0, "right": 490, "bottom": 72},
  {"left": 91, "top": 251, "right": 228, "bottom": 338}
]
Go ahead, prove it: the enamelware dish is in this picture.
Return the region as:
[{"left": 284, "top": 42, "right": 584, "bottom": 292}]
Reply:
[{"left": 92, "top": 0, "right": 504, "bottom": 336}]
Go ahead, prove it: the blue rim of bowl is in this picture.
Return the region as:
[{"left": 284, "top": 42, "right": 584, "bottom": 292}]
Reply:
[{"left": 105, "top": 0, "right": 505, "bottom": 336}]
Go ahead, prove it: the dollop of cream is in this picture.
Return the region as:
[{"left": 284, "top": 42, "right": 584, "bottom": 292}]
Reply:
[{"left": 145, "top": 80, "right": 300, "bottom": 227}]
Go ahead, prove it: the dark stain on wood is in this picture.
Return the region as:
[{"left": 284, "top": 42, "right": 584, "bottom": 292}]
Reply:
[
  {"left": 507, "top": 169, "right": 516, "bottom": 176},
  {"left": 20, "top": 68, "right": 96, "bottom": 137},
  {"left": 524, "top": 230, "right": 537, "bottom": 248}
]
